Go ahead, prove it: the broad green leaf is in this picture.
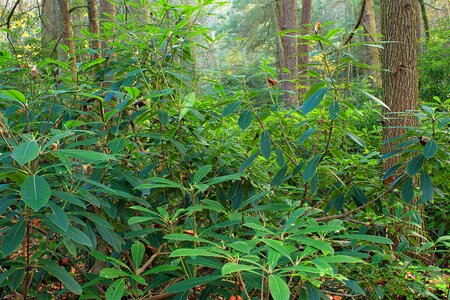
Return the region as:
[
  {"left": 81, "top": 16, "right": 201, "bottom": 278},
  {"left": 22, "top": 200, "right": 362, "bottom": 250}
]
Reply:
[
  {"left": 239, "top": 151, "right": 259, "bottom": 172},
  {"left": 406, "top": 155, "right": 425, "bottom": 176},
  {"left": 136, "top": 177, "right": 184, "bottom": 190},
  {"left": 296, "top": 225, "right": 344, "bottom": 234},
  {"left": 360, "top": 90, "right": 390, "bottom": 110},
  {"left": 100, "top": 268, "right": 129, "bottom": 279},
  {"left": 124, "top": 86, "right": 140, "bottom": 98},
  {"left": 298, "top": 128, "right": 316, "bottom": 145},
  {"left": 48, "top": 203, "right": 69, "bottom": 232},
  {"left": 302, "top": 154, "right": 321, "bottom": 182},
  {"left": 80, "top": 57, "right": 106, "bottom": 71},
  {"left": 131, "top": 242, "right": 145, "bottom": 269},
  {"left": 166, "top": 275, "right": 222, "bottom": 293},
  {"left": 420, "top": 171, "right": 433, "bottom": 203},
  {"left": 11, "top": 141, "right": 40, "bottom": 165},
  {"left": 200, "top": 199, "right": 226, "bottom": 213},
  {"left": 105, "top": 278, "right": 125, "bottom": 300},
  {"left": 261, "top": 239, "right": 291, "bottom": 260},
  {"left": 344, "top": 280, "right": 366, "bottom": 295},
  {"left": 351, "top": 185, "right": 367, "bottom": 206},
  {"left": 21, "top": 175, "right": 51, "bottom": 212},
  {"left": 238, "top": 110, "right": 252, "bottom": 130},
  {"left": 2, "top": 220, "right": 26, "bottom": 257},
  {"left": 170, "top": 248, "right": 224, "bottom": 258},
  {"left": 401, "top": 177, "right": 414, "bottom": 204},
  {"left": 335, "top": 234, "right": 393, "bottom": 245},
  {"left": 344, "top": 130, "right": 366, "bottom": 148},
  {"left": 41, "top": 262, "right": 83, "bottom": 295},
  {"left": 222, "top": 100, "right": 242, "bottom": 117},
  {"left": 300, "top": 238, "right": 334, "bottom": 255},
  {"left": 205, "top": 173, "right": 244, "bottom": 185},
  {"left": 142, "top": 265, "right": 181, "bottom": 275},
  {"left": 271, "top": 165, "right": 287, "bottom": 187},
  {"left": 302, "top": 87, "right": 329, "bottom": 115},
  {"left": 222, "top": 263, "right": 258, "bottom": 275},
  {"left": 193, "top": 165, "right": 212, "bottom": 184},
  {"left": 328, "top": 100, "right": 340, "bottom": 120},
  {"left": 316, "top": 255, "right": 363, "bottom": 263},
  {"left": 66, "top": 226, "right": 93, "bottom": 247},
  {"left": 423, "top": 139, "right": 438, "bottom": 159},
  {"left": 260, "top": 131, "right": 272, "bottom": 159},
  {"left": 157, "top": 110, "right": 169, "bottom": 126},
  {"left": 164, "top": 234, "right": 215, "bottom": 245},
  {"left": 0, "top": 89, "right": 26, "bottom": 104},
  {"left": 97, "top": 225, "right": 122, "bottom": 253},
  {"left": 108, "top": 138, "right": 124, "bottom": 154},
  {"left": 180, "top": 92, "right": 195, "bottom": 119},
  {"left": 55, "top": 149, "right": 116, "bottom": 163},
  {"left": 268, "top": 275, "right": 290, "bottom": 300}
]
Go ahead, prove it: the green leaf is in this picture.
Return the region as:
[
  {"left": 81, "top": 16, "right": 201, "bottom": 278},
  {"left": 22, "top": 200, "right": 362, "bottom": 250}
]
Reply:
[
  {"left": 164, "top": 234, "right": 215, "bottom": 245},
  {"left": 105, "top": 278, "right": 125, "bottom": 300},
  {"left": 302, "top": 87, "right": 329, "bottom": 115},
  {"left": 420, "top": 171, "right": 433, "bottom": 203},
  {"left": 222, "top": 100, "right": 242, "bottom": 117},
  {"left": 298, "top": 128, "right": 316, "bottom": 145},
  {"left": 260, "top": 131, "right": 272, "bottom": 159},
  {"left": 157, "top": 109, "right": 169, "bottom": 126},
  {"left": 261, "top": 239, "right": 291, "bottom": 260},
  {"left": 170, "top": 248, "right": 224, "bottom": 258},
  {"left": 48, "top": 203, "right": 69, "bottom": 232},
  {"left": 0, "top": 89, "right": 26, "bottom": 104},
  {"left": 41, "top": 261, "right": 83, "bottom": 295},
  {"left": 166, "top": 275, "right": 221, "bottom": 293},
  {"left": 302, "top": 154, "right": 321, "bottom": 182},
  {"left": 359, "top": 90, "right": 390, "bottom": 110},
  {"left": 336, "top": 234, "right": 393, "bottom": 245},
  {"left": 100, "top": 268, "right": 129, "bottom": 279},
  {"left": 136, "top": 177, "right": 184, "bottom": 190},
  {"left": 66, "top": 226, "right": 93, "bottom": 247},
  {"left": 344, "top": 280, "right": 366, "bottom": 295},
  {"left": 2, "top": 220, "right": 26, "bottom": 257},
  {"left": 316, "top": 255, "right": 363, "bottom": 263},
  {"left": 344, "top": 130, "right": 366, "bottom": 148},
  {"left": 328, "top": 100, "right": 340, "bottom": 120},
  {"left": 406, "top": 155, "right": 425, "bottom": 176},
  {"left": 194, "top": 165, "right": 212, "bottom": 184},
  {"left": 21, "top": 175, "right": 51, "bottom": 212},
  {"left": 55, "top": 149, "right": 116, "bottom": 163},
  {"left": 401, "top": 177, "right": 414, "bottom": 204},
  {"left": 271, "top": 165, "right": 287, "bottom": 187},
  {"left": 205, "top": 173, "right": 244, "bottom": 185},
  {"left": 423, "top": 139, "right": 438, "bottom": 159},
  {"left": 124, "top": 86, "right": 140, "bottom": 98},
  {"left": 239, "top": 151, "right": 259, "bottom": 172},
  {"left": 11, "top": 141, "right": 40, "bottom": 165},
  {"left": 238, "top": 110, "right": 252, "bottom": 130},
  {"left": 131, "top": 242, "right": 145, "bottom": 269},
  {"left": 268, "top": 275, "right": 290, "bottom": 300},
  {"left": 222, "top": 263, "right": 258, "bottom": 275}
]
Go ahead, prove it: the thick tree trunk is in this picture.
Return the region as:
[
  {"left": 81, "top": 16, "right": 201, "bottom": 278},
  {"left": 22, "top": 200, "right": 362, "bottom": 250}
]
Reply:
[
  {"left": 381, "top": 0, "right": 419, "bottom": 172},
  {"left": 275, "top": 0, "right": 299, "bottom": 106},
  {"left": 87, "top": 0, "right": 101, "bottom": 60},
  {"left": 58, "top": 0, "right": 76, "bottom": 77},
  {"left": 298, "top": 0, "right": 312, "bottom": 93},
  {"left": 363, "top": 0, "right": 380, "bottom": 82}
]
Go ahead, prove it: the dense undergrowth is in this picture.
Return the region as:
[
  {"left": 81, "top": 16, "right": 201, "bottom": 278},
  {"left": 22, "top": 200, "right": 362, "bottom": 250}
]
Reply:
[{"left": 0, "top": 1, "right": 449, "bottom": 299}]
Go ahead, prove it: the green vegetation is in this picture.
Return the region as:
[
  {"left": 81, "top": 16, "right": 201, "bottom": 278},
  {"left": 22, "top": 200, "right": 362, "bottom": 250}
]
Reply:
[{"left": 0, "top": 0, "right": 449, "bottom": 299}]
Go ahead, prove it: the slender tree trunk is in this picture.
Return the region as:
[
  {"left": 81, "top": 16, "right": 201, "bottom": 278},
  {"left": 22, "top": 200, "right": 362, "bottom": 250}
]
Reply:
[
  {"left": 58, "top": 0, "right": 76, "bottom": 77},
  {"left": 363, "top": 0, "right": 381, "bottom": 83},
  {"left": 381, "top": 0, "right": 419, "bottom": 172},
  {"left": 298, "top": 0, "right": 312, "bottom": 93},
  {"left": 99, "top": 0, "right": 116, "bottom": 53},
  {"left": 87, "top": 0, "right": 101, "bottom": 60},
  {"left": 417, "top": 0, "right": 430, "bottom": 43},
  {"left": 275, "top": 0, "right": 299, "bottom": 106},
  {"left": 41, "top": 0, "right": 61, "bottom": 58}
]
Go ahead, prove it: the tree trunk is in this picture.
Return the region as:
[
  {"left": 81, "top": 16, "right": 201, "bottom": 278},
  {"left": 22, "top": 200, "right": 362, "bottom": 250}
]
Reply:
[
  {"left": 417, "top": 0, "right": 430, "bottom": 43},
  {"left": 87, "top": 0, "right": 101, "bottom": 60},
  {"left": 298, "top": 0, "right": 312, "bottom": 93},
  {"left": 363, "top": 0, "right": 380, "bottom": 83},
  {"left": 381, "top": 0, "right": 419, "bottom": 172},
  {"left": 58, "top": 0, "right": 76, "bottom": 77},
  {"left": 41, "top": 0, "right": 61, "bottom": 58},
  {"left": 99, "top": 0, "right": 116, "bottom": 51},
  {"left": 275, "top": 0, "right": 299, "bottom": 106}
]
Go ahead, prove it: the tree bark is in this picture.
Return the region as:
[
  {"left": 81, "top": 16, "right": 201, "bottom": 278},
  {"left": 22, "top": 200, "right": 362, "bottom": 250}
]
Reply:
[
  {"left": 274, "top": 0, "right": 299, "bottom": 106},
  {"left": 363, "top": 0, "right": 380, "bottom": 82},
  {"left": 41, "top": 0, "right": 61, "bottom": 58},
  {"left": 298, "top": 0, "right": 312, "bottom": 93},
  {"left": 381, "top": 0, "right": 419, "bottom": 172},
  {"left": 58, "top": 0, "right": 76, "bottom": 77},
  {"left": 87, "top": 0, "right": 101, "bottom": 60}
]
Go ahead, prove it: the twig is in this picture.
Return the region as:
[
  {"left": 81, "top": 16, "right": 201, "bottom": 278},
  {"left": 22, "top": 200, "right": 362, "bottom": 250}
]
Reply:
[
  {"left": 136, "top": 244, "right": 164, "bottom": 276},
  {"left": 342, "top": 0, "right": 366, "bottom": 46}
]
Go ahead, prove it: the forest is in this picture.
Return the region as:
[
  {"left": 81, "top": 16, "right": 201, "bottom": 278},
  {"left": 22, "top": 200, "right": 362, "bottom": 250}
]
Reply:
[{"left": 0, "top": 0, "right": 449, "bottom": 299}]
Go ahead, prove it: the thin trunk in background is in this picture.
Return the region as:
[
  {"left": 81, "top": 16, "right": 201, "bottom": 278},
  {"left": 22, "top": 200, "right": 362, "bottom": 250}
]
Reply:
[
  {"left": 363, "top": 0, "right": 380, "bottom": 83},
  {"left": 418, "top": 0, "right": 430, "bottom": 43},
  {"left": 275, "top": 0, "right": 299, "bottom": 106},
  {"left": 380, "top": 0, "right": 419, "bottom": 172},
  {"left": 87, "top": 0, "right": 101, "bottom": 60},
  {"left": 298, "top": 0, "right": 312, "bottom": 93},
  {"left": 41, "top": 0, "right": 61, "bottom": 58},
  {"left": 58, "top": 0, "right": 76, "bottom": 77}
]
